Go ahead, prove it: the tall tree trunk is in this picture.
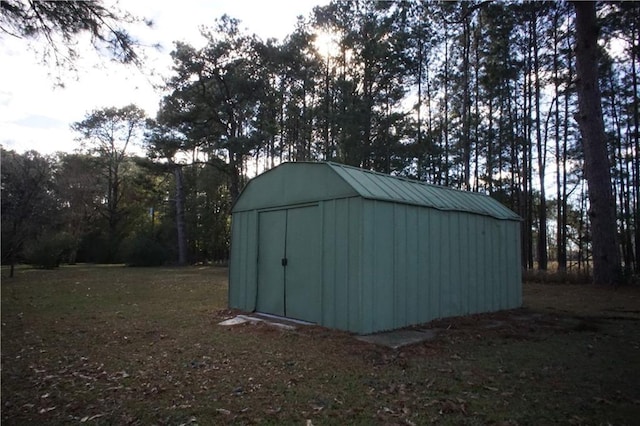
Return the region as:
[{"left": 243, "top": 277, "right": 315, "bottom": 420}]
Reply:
[
  {"left": 562, "top": 19, "right": 574, "bottom": 271},
  {"left": 578, "top": 181, "right": 587, "bottom": 271},
  {"left": 522, "top": 32, "right": 534, "bottom": 270},
  {"left": 416, "top": 37, "right": 423, "bottom": 179},
  {"left": 553, "top": 11, "right": 567, "bottom": 272},
  {"left": 473, "top": 15, "right": 481, "bottom": 192},
  {"left": 573, "top": 1, "right": 622, "bottom": 285},
  {"left": 443, "top": 21, "right": 450, "bottom": 186},
  {"left": 461, "top": 4, "right": 472, "bottom": 191},
  {"left": 324, "top": 57, "right": 331, "bottom": 161},
  {"left": 630, "top": 14, "right": 640, "bottom": 274},
  {"left": 607, "top": 73, "right": 633, "bottom": 275},
  {"left": 107, "top": 161, "right": 120, "bottom": 263},
  {"left": 174, "top": 165, "right": 188, "bottom": 266},
  {"left": 532, "top": 13, "right": 548, "bottom": 271},
  {"left": 487, "top": 97, "right": 494, "bottom": 193}
]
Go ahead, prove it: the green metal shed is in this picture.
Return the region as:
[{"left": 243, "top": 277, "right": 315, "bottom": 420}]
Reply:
[{"left": 229, "top": 161, "right": 522, "bottom": 334}]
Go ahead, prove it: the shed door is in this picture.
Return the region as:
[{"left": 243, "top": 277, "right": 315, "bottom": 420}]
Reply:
[
  {"left": 257, "top": 206, "right": 321, "bottom": 323},
  {"left": 256, "top": 210, "right": 286, "bottom": 316}
]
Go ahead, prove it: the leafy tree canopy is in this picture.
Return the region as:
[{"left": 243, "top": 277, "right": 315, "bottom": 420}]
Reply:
[{"left": 0, "top": 0, "right": 152, "bottom": 74}]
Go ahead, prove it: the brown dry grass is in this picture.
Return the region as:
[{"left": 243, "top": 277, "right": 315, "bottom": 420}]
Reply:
[
  {"left": 524, "top": 281, "right": 640, "bottom": 317},
  {"left": 2, "top": 265, "right": 639, "bottom": 425}
]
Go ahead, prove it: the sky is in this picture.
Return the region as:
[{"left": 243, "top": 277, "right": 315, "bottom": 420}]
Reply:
[{"left": 0, "top": 0, "right": 328, "bottom": 156}]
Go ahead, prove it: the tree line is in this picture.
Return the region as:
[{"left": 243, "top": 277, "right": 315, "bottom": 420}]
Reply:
[{"left": 2, "top": 1, "right": 638, "bottom": 284}]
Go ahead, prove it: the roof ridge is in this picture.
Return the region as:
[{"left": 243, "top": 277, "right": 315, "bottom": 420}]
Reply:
[
  {"left": 325, "top": 161, "right": 490, "bottom": 197},
  {"left": 324, "top": 161, "right": 520, "bottom": 221}
]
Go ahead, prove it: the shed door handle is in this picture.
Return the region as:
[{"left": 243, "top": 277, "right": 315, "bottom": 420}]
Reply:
[{"left": 281, "top": 258, "right": 288, "bottom": 267}]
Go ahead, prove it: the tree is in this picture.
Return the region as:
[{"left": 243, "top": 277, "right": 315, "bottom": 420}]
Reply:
[
  {"left": 72, "top": 104, "right": 147, "bottom": 262},
  {"left": 573, "top": 2, "right": 621, "bottom": 285},
  {"left": 600, "top": 2, "right": 640, "bottom": 275},
  {"left": 161, "top": 17, "right": 268, "bottom": 201},
  {"left": 54, "top": 153, "right": 103, "bottom": 264},
  {"left": 549, "top": 2, "right": 569, "bottom": 272},
  {"left": 313, "top": 0, "right": 412, "bottom": 172},
  {"left": 143, "top": 122, "right": 190, "bottom": 266},
  {"left": 1, "top": 149, "right": 58, "bottom": 276},
  {"left": 0, "top": 0, "right": 150, "bottom": 72}
]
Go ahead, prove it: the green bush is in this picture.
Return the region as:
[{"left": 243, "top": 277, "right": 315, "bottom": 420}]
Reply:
[
  {"left": 24, "top": 232, "right": 74, "bottom": 269},
  {"left": 122, "top": 236, "right": 168, "bottom": 267}
]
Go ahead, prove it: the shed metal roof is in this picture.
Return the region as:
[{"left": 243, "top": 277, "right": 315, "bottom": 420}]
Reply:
[
  {"left": 325, "top": 162, "right": 520, "bottom": 220},
  {"left": 233, "top": 162, "right": 520, "bottom": 221}
]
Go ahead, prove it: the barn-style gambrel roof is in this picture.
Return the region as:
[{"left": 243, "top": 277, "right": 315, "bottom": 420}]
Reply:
[{"left": 233, "top": 162, "right": 520, "bottom": 221}]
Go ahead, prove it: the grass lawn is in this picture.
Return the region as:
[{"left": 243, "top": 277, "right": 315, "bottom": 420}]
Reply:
[{"left": 2, "top": 265, "right": 639, "bottom": 425}]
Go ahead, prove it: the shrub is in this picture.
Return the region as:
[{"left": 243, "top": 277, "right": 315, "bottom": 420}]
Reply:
[
  {"left": 122, "top": 236, "right": 168, "bottom": 267},
  {"left": 24, "top": 232, "right": 74, "bottom": 269}
]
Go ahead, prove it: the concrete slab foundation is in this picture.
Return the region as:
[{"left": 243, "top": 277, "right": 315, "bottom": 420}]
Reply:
[
  {"left": 219, "top": 313, "right": 439, "bottom": 349},
  {"left": 356, "top": 329, "right": 438, "bottom": 349},
  {"left": 218, "top": 314, "right": 297, "bottom": 330}
]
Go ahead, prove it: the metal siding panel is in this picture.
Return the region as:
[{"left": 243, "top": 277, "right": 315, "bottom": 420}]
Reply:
[
  {"left": 465, "top": 215, "right": 477, "bottom": 314},
  {"left": 228, "top": 214, "right": 242, "bottom": 308},
  {"left": 318, "top": 203, "right": 326, "bottom": 320},
  {"left": 459, "top": 214, "right": 470, "bottom": 315},
  {"left": 405, "top": 206, "right": 420, "bottom": 327},
  {"left": 229, "top": 212, "right": 257, "bottom": 311},
  {"left": 429, "top": 210, "right": 442, "bottom": 320},
  {"left": 320, "top": 197, "right": 362, "bottom": 332},
  {"left": 484, "top": 217, "right": 494, "bottom": 312},
  {"left": 498, "top": 223, "right": 508, "bottom": 309},
  {"left": 506, "top": 224, "right": 514, "bottom": 307},
  {"left": 322, "top": 200, "right": 337, "bottom": 328},
  {"left": 480, "top": 217, "right": 491, "bottom": 312},
  {"left": 286, "top": 206, "right": 322, "bottom": 323},
  {"left": 348, "top": 198, "right": 363, "bottom": 332},
  {"left": 450, "top": 214, "right": 462, "bottom": 316},
  {"left": 360, "top": 201, "right": 376, "bottom": 333},
  {"left": 481, "top": 219, "right": 491, "bottom": 312},
  {"left": 488, "top": 218, "right": 497, "bottom": 310},
  {"left": 497, "top": 223, "right": 507, "bottom": 309},
  {"left": 394, "top": 203, "right": 407, "bottom": 328},
  {"left": 476, "top": 217, "right": 486, "bottom": 313},
  {"left": 440, "top": 213, "right": 454, "bottom": 317},
  {"left": 486, "top": 218, "right": 496, "bottom": 310},
  {"left": 469, "top": 215, "right": 478, "bottom": 313},
  {"left": 335, "top": 199, "right": 350, "bottom": 329},
  {"left": 490, "top": 221, "right": 501, "bottom": 311},
  {"left": 373, "top": 202, "right": 395, "bottom": 332},
  {"left": 417, "top": 209, "right": 431, "bottom": 324},
  {"left": 246, "top": 211, "right": 258, "bottom": 311}
]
